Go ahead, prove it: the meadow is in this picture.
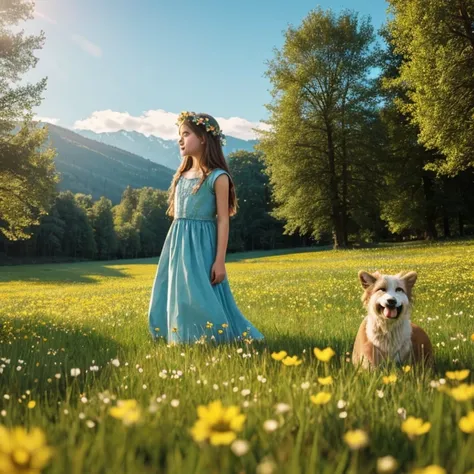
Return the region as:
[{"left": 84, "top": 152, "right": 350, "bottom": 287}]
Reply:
[{"left": 1, "top": 240, "right": 473, "bottom": 474}]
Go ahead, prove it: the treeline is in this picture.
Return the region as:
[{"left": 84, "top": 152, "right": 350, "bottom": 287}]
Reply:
[{"left": 1, "top": 151, "right": 306, "bottom": 261}]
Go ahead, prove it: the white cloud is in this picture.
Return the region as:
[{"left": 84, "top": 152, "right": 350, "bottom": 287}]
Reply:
[
  {"left": 34, "top": 116, "right": 60, "bottom": 125},
  {"left": 73, "top": 109, "right": 270, "bottom": 141},
  {"left": 34, "top": 10, "right": 57, "bottom": 25},
  {"left": 71, "top": 34, "right": 102, "bottom": 58}
]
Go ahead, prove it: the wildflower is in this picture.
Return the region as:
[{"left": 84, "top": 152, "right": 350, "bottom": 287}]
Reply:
[
  {"left": 459, "top": 411, "right": 474, "bottom": 434},
  {"left": 383, "top": 374, "right": 397, "bottom": 384},
  {"left": 343, "top": 429, "right": 369, "bottom": 450},
  {"left": 376, "top": 456, "right": 398, "bottom": 474},
  {"left": 411, "top": 466, "right": 446, "bottom": 474},
  {"left": 190, "top": 400, "right": 246, "bottom": 446},
  {"left": 318, "top": 376, "right": 333, "bottom": 385},
  {"left": 281, "top": 356, "right": 302, "bottom": 366},
  {"left": 231, "top": 439, "right": 250, "bottom": 456},
  {"left": 70, "top": 368, "right": 81, "bottom": 377},
  {"left": 448, "top": 384, "right": 474, "bottom": 402},
  {"left": 274, "top": 403, "right": 291, "bottom": 414},
  {"left": 271, "top": 351, "right": 287, "bottom": 361},
  {"left": 445, "top": 370, "right": 470, "bottom": 381},
  {"left": 27, "top": 401, "right": 36, "bottom": 409},
  {"left": 313, "top": 347, "right": 335, "bottom": 362},
  {"left": 310, "top": 392, "right": 332, "bottom": 405},
  {"left": 401, "top": 416, "right": 431, "bottom": 439},
  {"left": 403, "top": 365, "right": 411, "bottom": 373},
  {"left": 263, "top": 419, "right": 279, "bottom": 432},
  {"left": 0, "top": 426, "right": 53, "bottom": 474},
  {"left": 109, "top": 399, "right": 141, "bottom": 426}
]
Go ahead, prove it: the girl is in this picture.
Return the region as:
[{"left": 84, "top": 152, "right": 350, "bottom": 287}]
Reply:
[{"left": 148, "top": 111, "right": 264, "bottom": 344}]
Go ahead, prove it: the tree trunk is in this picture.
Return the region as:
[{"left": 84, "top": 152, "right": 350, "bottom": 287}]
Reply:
[
  {"left": 443, "top": 215, "right": 451, "bottom": 238},
  {"left": 422, "top": 174, "right": 438, "bottom": 239},
  {"left": 326, "top": 122, "right": 344, "bottom": 249},
  {"left": 458, "top": 213, "right": 464, "bottom": 236}
]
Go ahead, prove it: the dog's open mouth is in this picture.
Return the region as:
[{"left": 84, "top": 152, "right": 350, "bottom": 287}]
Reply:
[{"left": 377, "top": 304, "right": 403, "bottom": 319}]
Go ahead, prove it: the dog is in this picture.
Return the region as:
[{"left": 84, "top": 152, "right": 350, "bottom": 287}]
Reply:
[{"left": 352, "top": 270, "right": 433, "bottom": 369}]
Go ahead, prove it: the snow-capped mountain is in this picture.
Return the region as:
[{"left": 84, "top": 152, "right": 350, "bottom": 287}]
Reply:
[{"left": 75, "top": 129, "right": 259, "bottom": 169}]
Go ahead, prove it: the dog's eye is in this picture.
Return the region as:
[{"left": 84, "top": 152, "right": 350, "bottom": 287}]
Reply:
[
  {"left": 396, "top": 287, "right": 405, "bottom": 293},
  {"left": 379, "top": 288, "right": 386, "bottom": 292}
]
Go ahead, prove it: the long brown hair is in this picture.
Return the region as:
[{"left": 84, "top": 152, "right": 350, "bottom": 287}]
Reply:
[{"left": 166, "top": 113, "right": 238, "bottom": 217}]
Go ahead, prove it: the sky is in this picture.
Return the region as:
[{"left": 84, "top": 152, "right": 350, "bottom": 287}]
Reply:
[{"left": 25, "top": 0, "right": 390, "bottom": 140}]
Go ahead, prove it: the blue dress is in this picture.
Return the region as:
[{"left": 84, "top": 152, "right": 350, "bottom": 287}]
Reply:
[{"left": 148, "top": 168, "right": 264, "bottom": 344}]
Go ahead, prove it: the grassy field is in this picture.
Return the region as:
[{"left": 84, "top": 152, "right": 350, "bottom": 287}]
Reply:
[{"left": 1, "top": 240, "right": 474, "bottom": 474}]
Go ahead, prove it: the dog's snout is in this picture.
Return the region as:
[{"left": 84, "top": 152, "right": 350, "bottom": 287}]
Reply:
[{"left": 386, "top": 298, "right": 397, "bottom": 308}]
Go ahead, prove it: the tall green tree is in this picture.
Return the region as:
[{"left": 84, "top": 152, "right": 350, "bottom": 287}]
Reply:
[
  {"left": 91, "top": 197, "right": 117, "bottom": 260},
  {"left": 386, "top": 0, "right": 474, "bottom": 175},
  {"left": 0, "top": 0, "right": 58, "bottom": 240},
  {"left": 258, "top": 8, "right": 381, "bottom": 248}
]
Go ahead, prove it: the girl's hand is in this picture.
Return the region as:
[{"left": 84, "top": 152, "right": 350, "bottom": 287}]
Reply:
[{"left": 211, "top": 260, "right": 226, "bottom": 285}]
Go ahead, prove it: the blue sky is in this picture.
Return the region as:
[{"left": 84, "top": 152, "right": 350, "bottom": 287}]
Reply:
[{"left": 27, "top": 0, "right": 390, "bottom": 140}]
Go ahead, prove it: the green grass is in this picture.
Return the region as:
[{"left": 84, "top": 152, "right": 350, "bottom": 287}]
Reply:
[{"left": 1, "top": 240, "right": 474, "bottom": 473}]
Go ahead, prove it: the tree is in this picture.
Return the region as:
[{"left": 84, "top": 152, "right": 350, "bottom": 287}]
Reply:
[
  {"left": 228, "top": 151, "right": 281, "bottom": 251},
  {"left": 386, "top": 0, "right": 474, "bottom": 175},
  {"left": 258, "top": 8, "right": 381, "bottom": 248},
  {"left": 0, "top": 0, "right": 58, "bottom": 239},
  {"left": 91, "top": 197, "right": 117, "bottom": 260}
]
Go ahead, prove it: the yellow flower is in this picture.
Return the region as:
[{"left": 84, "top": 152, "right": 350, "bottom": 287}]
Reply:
[
  {"left": 448, "top": 384, "right": 474, "bottom": 402},
  {"left": 190, "top": 400, "right": 246, "bottom": 446},
  {"left": 343, "top": 429, "right": 369, "bottom": 450},
  {"left": 154, "top": 327, "right": 160, "bottom": 332},
  {"left": 445, "top": 369, "right": 470, "bottom": 381},
  {"left": 206, "top": 321, "right": 213, "bottom": 329},
  {"left": 471, "top": 333, "right": 474, "bottom": 342},
  {"left": 0, "top": 426, "right": 53, "bottom": 474},
  {"left": 281, "top": 355, "right": 303, "bottom": 366},
  {"left": 313, "top": 347, "right": 335, "bottom": 362},
  {"left": 317, "top": 376, "right": 333, "bottom": 385},
  {"left": 27, "top": 401, "right": 36, "bottom": 409},
  {"left": 222, "top": 323, "right": 229, "bottom": 328},
  {"left": 459, "top": 411, "right": 474, "bottom": 434},
  {"left": 411, "top": 466, "right": 446, "bottom": 474},
  {"left": 383, "top": 374, "right": 398, "bottom": 384},
  {"left": 401, "top": 416, "right": 431, "bottom": 439},
  {"left": 310, "top": 392, "right": 332, "bottom": 405},
  {"left": 403, "top": 365, "right": 411, "bottom": 373},
  {"left": 271, "top": 351, "right": 287, "bottom": 361},
  {"left": 218, "top": 329, "right": 223, "bottom": 334},
  {"left": 109, "top": 399, "right": 141, "bottom": 426},
  {"left": 242, "top": 331, "right": 248, "bottom": 337}
]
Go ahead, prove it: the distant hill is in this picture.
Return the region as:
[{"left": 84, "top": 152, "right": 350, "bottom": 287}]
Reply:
[
  {"left": 76, "top": 129, "right": 259, "bottom": 169},
  {"left": 45, "top": 124, "right": 174, "bottom": 204}
]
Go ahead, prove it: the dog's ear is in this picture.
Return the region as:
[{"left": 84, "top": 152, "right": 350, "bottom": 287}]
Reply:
[
  {"left": 358, "top": 271, "right": 377, "bottom": 289},
  {"left": 402, "top": 271, "right": 417, "bottom": 292}
]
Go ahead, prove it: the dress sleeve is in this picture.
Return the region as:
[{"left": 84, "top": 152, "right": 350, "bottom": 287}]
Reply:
[{"left": 208, "top": 169, "right": 231, "bottom": 194}]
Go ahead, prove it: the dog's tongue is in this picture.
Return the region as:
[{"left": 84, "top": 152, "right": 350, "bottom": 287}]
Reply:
[{"left": 384, "top": 307, "right": 398, "bottom": 319}]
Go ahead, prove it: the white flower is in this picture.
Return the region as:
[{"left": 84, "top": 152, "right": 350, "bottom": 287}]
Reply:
[
  {"left": 86, "top": 420, "right": 96, "bottom": 428},
  {"left": 1, "top": 410, "right": 6, "bottom": 417},
  {"left": 90, "top": 366, "right": 99, "bottom": 372},
  {"left": 111, "top": 359, "right": 120, "bottom": 367},
  {"left": 376, "top": 455, "right": 398, "bottom": 474},
  {"left": 337, "top": 399, "right": 347, "bottom": 409},
  {"left": 171, "top": 399, "right": 180, "bottom": 408},
  {"left": 339, "top": 411, "right": 348, "bottom": 419},
  {"left": 301, "top": 382, "right": 310, "bottom": 390},
  {"left": 274, "top": 403, "right": 291, "bottom": 415},
  {"left": 70, "top": 368, "right": 81, "bottom": 377},
  {"left": 241, "top": 389, "right": 251, "bottom": 397},
  {"left": 231, "top": 439, "right": 250, "bottom": 456},
  {"left": 81, "top": 397, "right": 88, "bottom": 403},
  {"left": 376, "top": 389, "right": 384, "bottom": 398},
  {"left": 55, "top": 373, "right": 61, "bottom": 379},
  {"left": 263, "top": 419, "right": 279, "bottom": 433},
  {"left": 397, "top": 407, "right": 407, "bottom": 420}
]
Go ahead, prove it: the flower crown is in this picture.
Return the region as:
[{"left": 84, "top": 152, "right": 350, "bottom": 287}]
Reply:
[{"left": 176, "top": 111, "right": 227, "bottom": 147}]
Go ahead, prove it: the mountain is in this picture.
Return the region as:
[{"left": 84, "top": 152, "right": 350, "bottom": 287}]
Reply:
[
  {"left": 75, "top": 129, "right": 259, "bottom": 169},
  {"left": 45, "top": 124, "right": 174, "bottom": 204}
]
